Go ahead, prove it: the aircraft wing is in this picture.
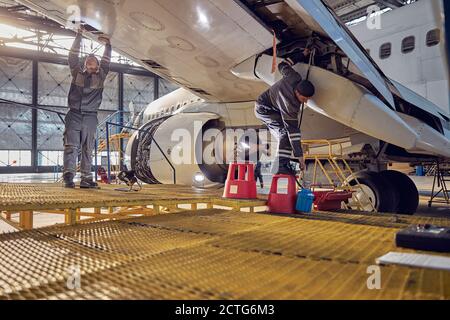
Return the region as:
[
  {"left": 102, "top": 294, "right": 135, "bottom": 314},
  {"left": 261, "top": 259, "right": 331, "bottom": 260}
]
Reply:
[
  {"left": 17, "top": 0, "right": 274, "bottom": 102},
  {"left": 15, "top": 0, "right": 438, "bottom": 114}
]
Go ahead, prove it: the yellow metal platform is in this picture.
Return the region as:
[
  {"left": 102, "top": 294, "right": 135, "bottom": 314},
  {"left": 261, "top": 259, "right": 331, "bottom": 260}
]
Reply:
[
  {"left": 1, "top": 207, "right": 450, "bottom": 300},
  {"left": 0, "top": 183, "right": 267, "bottom": 230}
]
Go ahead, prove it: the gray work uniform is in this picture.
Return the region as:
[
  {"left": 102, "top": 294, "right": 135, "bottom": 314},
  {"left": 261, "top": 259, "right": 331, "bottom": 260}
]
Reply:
[
  {"left": 63, "top": 33, "right": 111, "bottom": 179},
  {"left": 255, "top": 60, "right": 306, "bottom": 170}
]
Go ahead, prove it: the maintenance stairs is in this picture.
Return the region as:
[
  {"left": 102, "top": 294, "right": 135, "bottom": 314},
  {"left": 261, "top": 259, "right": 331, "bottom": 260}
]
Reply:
[{"left": 302, "top": 140, "right": 376, "bottom": 212}]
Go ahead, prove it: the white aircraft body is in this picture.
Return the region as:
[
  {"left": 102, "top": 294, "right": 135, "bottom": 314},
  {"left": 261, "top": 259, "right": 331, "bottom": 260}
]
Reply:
[{"left": 18, "top": 0, "right": 449, "bottom": 213}]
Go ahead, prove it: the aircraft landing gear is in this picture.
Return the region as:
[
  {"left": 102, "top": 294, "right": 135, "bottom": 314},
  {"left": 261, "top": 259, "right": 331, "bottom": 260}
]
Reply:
[
  {"left": 378, "top": 170, "right": 419, "bottom": 215},
  {"left": 348, "top": 170, "right": 419, "bottom": 215}
]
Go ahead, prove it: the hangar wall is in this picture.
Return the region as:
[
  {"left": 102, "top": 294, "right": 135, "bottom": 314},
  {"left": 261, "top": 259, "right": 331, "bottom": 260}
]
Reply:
[{"left": 0, "top": 48, "right": 178, "bottom": 173}]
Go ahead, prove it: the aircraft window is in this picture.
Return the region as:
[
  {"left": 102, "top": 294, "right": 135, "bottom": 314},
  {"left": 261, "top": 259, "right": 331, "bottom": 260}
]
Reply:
[
  {"left": 401, "top": 36, "right": 415, "bottom": 54},
  {"left": 426, "top": 29, "right": 440, "bottom": 47},
  {"left": 365, "top": 48, "right": 370, "bottom": 56},
  {"left": 379, "top": 43, "right": 391, "bottom": 59},
  {"left": 171, "top": 106, "right": 175, "bottom": 113}
]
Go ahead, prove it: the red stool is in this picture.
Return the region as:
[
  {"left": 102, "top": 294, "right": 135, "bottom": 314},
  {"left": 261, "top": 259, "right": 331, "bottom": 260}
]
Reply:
[
  {"left": 223, "top": 163, "right": 257, "bottom": 199},
  {"left": 268, "top": 174, "right": 298, "bottom": 214}
]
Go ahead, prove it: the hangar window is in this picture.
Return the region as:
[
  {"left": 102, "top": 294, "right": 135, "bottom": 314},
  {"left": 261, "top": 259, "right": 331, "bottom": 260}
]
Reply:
[
  {"left": 0, "top": 150, "right": 31, "bottom": 167},
  {"left": 401, "top": 36, "right": 415, "bottom": 54},
  {"left": 379, "top": 43, "right": 391, "bottom": 59},
  {"left": 426, "top": 29, "right": 440, "bottom": 47},
  {"left": 38, "top": 151, "right": 63, "bottom": 166}
]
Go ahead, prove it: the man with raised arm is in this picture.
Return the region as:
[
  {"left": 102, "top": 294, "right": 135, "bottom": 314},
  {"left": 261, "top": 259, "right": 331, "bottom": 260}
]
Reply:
[
  {"left": 63, "top": 29, "right": 111, "bottom": 188},
  {"left": 255, "top": 49, "right": 315, "bottom": 176}
]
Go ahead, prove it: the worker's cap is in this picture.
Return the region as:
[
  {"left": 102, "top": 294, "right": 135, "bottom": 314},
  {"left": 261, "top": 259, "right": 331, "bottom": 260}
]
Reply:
[
  {"left": 85, "top": 54, "right": 99, "bottom": 65},
  {"left": 296, "top": 80, "right": 315, "bottom": 98}
]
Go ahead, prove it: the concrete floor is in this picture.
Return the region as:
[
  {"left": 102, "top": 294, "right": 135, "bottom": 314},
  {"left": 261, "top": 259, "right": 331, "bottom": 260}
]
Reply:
[{"left": 0, "top": 173, "right": 448, "bottom": 233}]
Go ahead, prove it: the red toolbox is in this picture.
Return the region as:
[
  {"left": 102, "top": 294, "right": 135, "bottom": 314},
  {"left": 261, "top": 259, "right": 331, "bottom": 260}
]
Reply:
[{"left": 313, "top": 190, "right": 353, "bottom": 211}]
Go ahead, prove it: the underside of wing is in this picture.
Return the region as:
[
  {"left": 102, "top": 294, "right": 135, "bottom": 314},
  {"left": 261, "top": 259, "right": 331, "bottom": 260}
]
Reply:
[{"left": 17, "top": 0, "right": 274, "bottom": 102}]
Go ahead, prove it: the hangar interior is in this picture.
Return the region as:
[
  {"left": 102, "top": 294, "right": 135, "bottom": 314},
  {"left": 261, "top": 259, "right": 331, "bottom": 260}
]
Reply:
[
  {"left": 0, "top": 0, "right": 422, "bottom": 176},
  {"left": 0, "top": 0, "right": 449, "bottom": 301}
]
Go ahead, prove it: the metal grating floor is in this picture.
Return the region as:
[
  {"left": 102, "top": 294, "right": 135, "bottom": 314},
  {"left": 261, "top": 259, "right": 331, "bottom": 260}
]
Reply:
[
  {"left": 1, "top": 209, "right": 450, "bottom": 300},
  {"left": 0, "top": 183, "right": 226, "bottom": 211}
]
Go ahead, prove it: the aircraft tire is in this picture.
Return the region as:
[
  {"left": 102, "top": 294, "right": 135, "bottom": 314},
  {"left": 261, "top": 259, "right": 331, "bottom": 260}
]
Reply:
[
  {"left": 378, "top": 170, "right": 419, "bottom": 215},
  {"left": 349, "top": 171, "right": 399, "bottom": 213}
]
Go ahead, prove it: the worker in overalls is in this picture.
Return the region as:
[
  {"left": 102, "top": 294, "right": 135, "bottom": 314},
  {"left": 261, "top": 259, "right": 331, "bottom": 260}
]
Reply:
[
  {"left": 63, "top": 29, "right": 111, "bottom": 188},
  {"left": 255, "top": 49, "right": 315, "bottom": 176},
  {"left": 254, "top": 161, "right": 264, "bottom": 188}
]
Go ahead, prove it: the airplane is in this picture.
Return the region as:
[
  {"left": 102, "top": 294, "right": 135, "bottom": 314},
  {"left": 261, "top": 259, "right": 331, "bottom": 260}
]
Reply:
[{"left": 17, "top": 0, "right": 449, "bottom": 214}]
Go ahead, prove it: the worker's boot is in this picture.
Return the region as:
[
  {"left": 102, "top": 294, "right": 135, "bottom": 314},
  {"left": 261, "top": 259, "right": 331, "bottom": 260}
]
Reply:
[
  {"left": 277, "top": 162, "right": 297, "bottom": 176},
  {"left": 80, "top": 178, "right": 100, "bottom": 189},
  {"left": 63, "top": 172, "right": 75, "bottom": 189}
]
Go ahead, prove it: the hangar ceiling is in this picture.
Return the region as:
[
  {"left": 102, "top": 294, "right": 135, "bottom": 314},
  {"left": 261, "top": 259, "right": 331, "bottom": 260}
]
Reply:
[
  {"left": 238, "top": 0, "right": 418, "bottom": 24},
  {"left": 325, "top": 0, "right": 418, "bottom": 23}
]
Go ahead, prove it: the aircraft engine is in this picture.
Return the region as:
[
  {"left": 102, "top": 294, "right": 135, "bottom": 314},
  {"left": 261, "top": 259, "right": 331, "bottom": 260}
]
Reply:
[{"left": 126, "top": 112, "right": 233, "bottom": 187}]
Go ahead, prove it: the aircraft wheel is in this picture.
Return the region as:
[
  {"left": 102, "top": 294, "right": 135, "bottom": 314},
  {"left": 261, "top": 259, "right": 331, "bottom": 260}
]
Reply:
[
  {"left": 348, "top": 171, "right": 399, "bottom": 213},
  {"left": 378, "top": 170, "right": 418, "bottom": 215}
]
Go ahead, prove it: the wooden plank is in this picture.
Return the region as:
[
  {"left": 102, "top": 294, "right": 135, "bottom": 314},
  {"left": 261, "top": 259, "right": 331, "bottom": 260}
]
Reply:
[
  {"left": 65, "top": 209, "right": 77, "bottom": 225},
  {"left": 19, "top": 211, "right": 33, "bottom": 230}
]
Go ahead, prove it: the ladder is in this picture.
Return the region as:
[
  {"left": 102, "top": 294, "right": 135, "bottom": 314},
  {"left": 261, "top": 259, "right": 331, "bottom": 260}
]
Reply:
[{"left": 302, "top": 140, "right": 376, "bottom": 212}]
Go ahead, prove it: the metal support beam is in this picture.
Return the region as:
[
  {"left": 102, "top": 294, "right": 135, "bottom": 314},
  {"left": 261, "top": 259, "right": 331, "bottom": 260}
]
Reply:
[
  {"left": 0, "top": 46, "right": 155, "bottom": 77},
  {"left": 118, "top": 72, "right": 125, "bottom": 168},
  {"left": 445, "top": 0, "right": 450, "bottom": 111},
  {"left": 31, "top": 59, "right": 38, "bottom": 171},
  {"left": 154, "top": 76, "right": 160, "bottom": 100},
  {"left": 375, "top": 0, "right": 404, "bottom": 9}
]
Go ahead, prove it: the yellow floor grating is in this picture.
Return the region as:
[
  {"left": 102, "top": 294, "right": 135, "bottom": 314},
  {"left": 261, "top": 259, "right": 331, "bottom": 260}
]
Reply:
[
  {"left": 0, "top": 208, "right": 450, "bottom": 300},
  {"left": 0, "top": 183, "right": 267, "bottom": 230},
  {"left": 0, "top": 183, "right": 221, "bottom": 211}
]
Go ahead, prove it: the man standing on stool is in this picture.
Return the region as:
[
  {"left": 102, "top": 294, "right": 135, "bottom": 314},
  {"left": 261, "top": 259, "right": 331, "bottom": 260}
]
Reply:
[
  {"left": 63, "top": 28, "right": 111, "bottom": 188},
  {"left": 255, "top": 49, "right": 315, "bottom": 176}
]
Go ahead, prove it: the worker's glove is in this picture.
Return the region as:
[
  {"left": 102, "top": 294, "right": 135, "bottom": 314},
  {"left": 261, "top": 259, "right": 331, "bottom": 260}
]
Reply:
[{"left": 298, "top": 156, "right": 306, "bottom": 172}]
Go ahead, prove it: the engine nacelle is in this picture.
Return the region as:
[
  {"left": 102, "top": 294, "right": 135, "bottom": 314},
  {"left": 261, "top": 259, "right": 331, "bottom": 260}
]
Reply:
[{"left": 127, "top": 112, "right": 228, "bottom": 187}]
